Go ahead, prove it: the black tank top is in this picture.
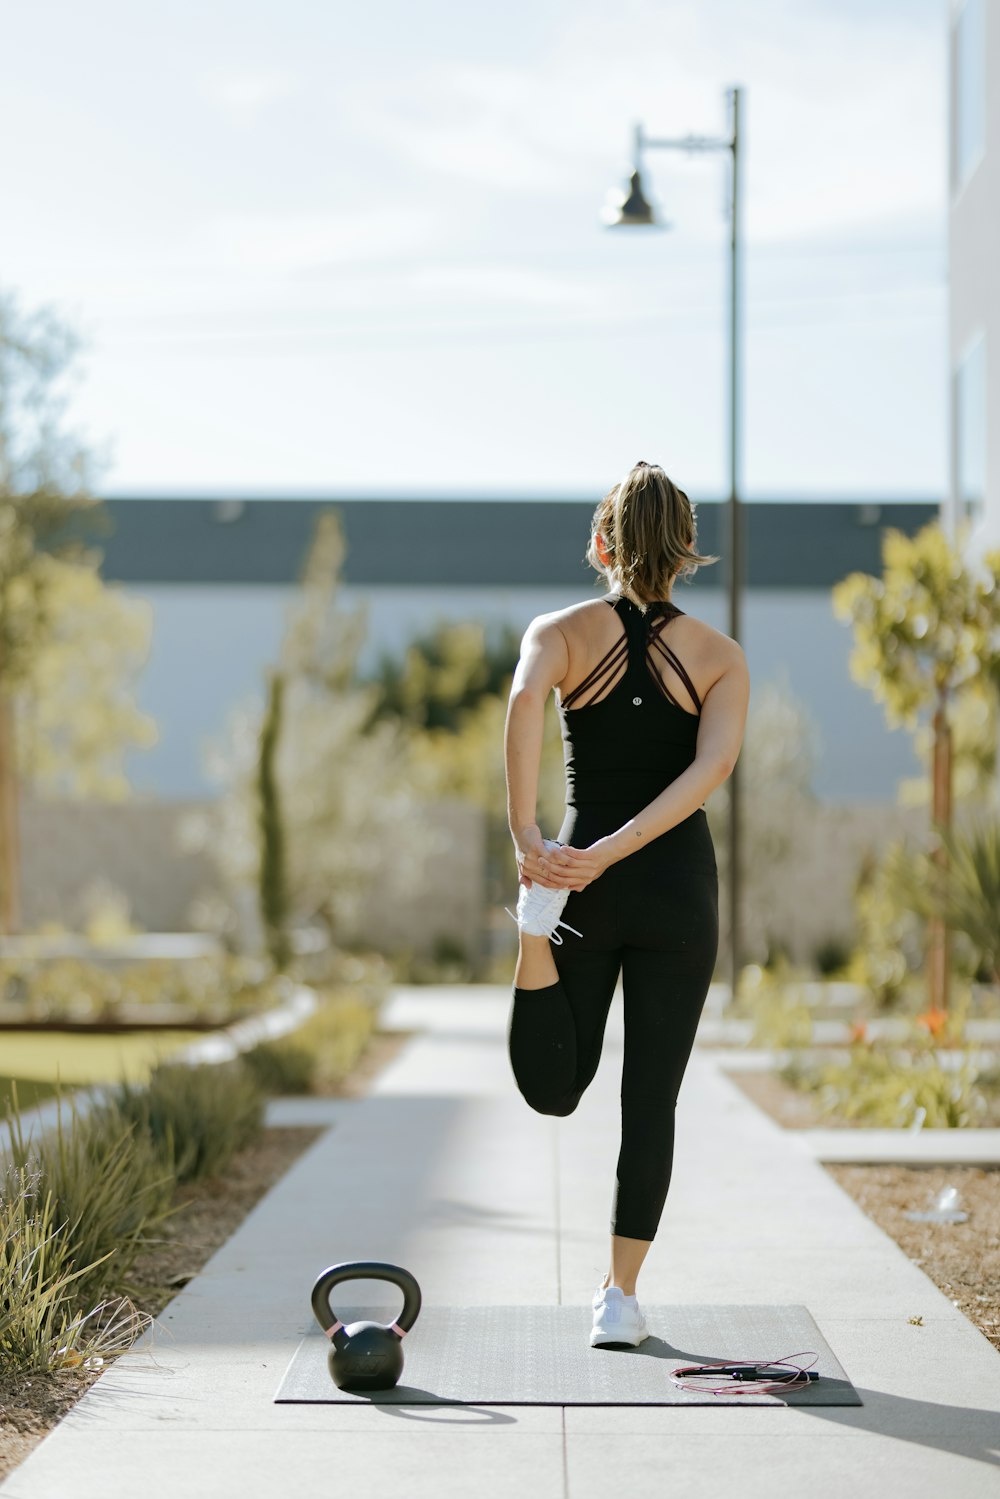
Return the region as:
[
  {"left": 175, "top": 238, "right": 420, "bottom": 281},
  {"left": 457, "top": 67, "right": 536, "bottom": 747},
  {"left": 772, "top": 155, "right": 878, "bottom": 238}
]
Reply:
[{"left": 557, "top": 594, "right": 701, "bottom": 812}]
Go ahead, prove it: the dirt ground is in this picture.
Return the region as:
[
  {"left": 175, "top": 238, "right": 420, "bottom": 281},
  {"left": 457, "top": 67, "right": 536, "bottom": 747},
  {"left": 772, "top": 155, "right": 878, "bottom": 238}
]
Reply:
[
  {"left": 0, "top": 1027, "right": 411, "bottom": 1481},
  {"left": 728, "top": 1068, "right": 1000, "bottom": 1356}
]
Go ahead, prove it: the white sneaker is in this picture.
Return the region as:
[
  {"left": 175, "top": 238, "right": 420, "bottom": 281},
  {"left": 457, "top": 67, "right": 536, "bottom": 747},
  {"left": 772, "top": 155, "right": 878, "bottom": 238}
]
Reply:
[
  {"left": 590, "top": 1285, "right": 650, "bottom": 1348},
  {"left": 505, "top": 840, "right": 583, "bottom": 946}
]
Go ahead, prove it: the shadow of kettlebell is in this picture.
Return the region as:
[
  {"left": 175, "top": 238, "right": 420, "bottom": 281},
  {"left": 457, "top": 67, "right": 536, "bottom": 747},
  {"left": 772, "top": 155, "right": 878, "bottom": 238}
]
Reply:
[{"left": 311, "top": 1260, "right": 422, "bottom": 1392}]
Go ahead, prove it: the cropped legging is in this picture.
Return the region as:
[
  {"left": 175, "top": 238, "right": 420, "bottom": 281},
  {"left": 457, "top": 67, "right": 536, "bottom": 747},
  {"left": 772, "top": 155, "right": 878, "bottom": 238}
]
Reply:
[{"left": 507, "top": 804, "right": 719, "bottom": 1242}]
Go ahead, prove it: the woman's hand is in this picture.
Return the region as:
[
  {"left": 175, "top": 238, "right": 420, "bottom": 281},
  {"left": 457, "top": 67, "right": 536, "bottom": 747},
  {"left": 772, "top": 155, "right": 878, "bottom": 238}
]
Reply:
[
  {"left": 512, "top": 824, "right": 566, "bottom": 891},
  {"left": 536, "top": 837, "right": 618, "bottom": 892}
]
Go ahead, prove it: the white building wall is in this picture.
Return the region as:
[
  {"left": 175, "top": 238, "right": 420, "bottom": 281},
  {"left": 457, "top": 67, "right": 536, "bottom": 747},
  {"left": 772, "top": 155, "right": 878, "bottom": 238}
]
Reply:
[
  {"left": 121, "top": 582, "right": 920, "bottom": 803},
  {"left": 949, "top": 0, "right": 1000, "bottom": 548}
]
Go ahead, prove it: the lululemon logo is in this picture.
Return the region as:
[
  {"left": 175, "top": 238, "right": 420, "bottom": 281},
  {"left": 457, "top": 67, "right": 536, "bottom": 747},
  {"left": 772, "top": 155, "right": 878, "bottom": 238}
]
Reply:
[{"left": 632, "top": 696, "right": 642, "bottom": 705}]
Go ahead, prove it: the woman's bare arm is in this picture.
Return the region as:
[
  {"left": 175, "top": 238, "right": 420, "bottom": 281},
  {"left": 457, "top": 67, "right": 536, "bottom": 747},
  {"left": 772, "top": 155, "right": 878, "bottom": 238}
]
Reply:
[
  {"left": 504, "top": 615, "right": 569, "bottom": 886},
  {"left": 541, "top": 639, "right": 749, "bottom": 889}
]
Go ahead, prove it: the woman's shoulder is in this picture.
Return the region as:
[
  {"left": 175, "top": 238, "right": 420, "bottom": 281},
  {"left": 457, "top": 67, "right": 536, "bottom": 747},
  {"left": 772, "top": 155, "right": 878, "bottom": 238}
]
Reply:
[
  {"left": 672, "top": 606, "right": 738, "bottom": 645},
  {"left": 522, "top": 596, "right": 612, "bottom": 638},
  {"left": 670, "top": 607, "right": 747, "bottom": 668}
]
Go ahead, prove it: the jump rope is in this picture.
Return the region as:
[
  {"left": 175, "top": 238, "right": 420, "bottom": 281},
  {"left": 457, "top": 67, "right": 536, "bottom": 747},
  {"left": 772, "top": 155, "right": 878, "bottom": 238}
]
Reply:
[{"left": 668, "top": 1350, "right": 821, "bottom": 1396}]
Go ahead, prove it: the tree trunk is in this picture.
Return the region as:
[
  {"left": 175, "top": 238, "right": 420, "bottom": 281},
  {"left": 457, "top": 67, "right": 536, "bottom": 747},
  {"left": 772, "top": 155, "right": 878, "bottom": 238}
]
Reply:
[
  {"left": 927, "top": 690, "right": 952, "bottom": 1013},
  {"left": 0, "top": 688, "right": 22, "bottom": 935},
  {"left": 258, "top": 668, "right": 291, "bottom": 972}
]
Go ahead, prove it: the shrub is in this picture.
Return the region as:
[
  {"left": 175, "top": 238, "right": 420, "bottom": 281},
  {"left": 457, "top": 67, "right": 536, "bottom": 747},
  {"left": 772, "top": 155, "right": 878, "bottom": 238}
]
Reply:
[
  {"left": 736, "top": 964, "right": 814, "bottom": 1050},
  {"left": 242, "top": 991, "right": 379, "bottom": 1096},
  {"left": 813, "top": 936, "right": 852, "bottom": 976},
  {"left": 1, "top": 1164, "right": 91, "bottom": 1374},
  {"left": 241, "top": 1039, "right": 314, "bottom": 1095},
  {"left": 784, "top": 1041, "right": 987, "bottom": 1128},
  {"left": 0, "top": 951, "right": 293, "bottom": 1026},
  {"left": 293, "top": 993, "right": 379, "bottom": 1094},
  {"left": 889, "top": 819, "right": 1000, "bottom": 986},
  {"left": 1, "top": 1057, "right": 264, "bottom": 1380},
  {"left": 0, "top": 1164, "right": 149, "bottom": 1376},
  {"left": 113, "top": 1061, "right": 264, "bottom": 1183},
  {"left": 842, "top": 842, "right": 923, "bottom": 1008},
  {"left": 6, "top": 1100, "right": 175, "bottom": 1308}
]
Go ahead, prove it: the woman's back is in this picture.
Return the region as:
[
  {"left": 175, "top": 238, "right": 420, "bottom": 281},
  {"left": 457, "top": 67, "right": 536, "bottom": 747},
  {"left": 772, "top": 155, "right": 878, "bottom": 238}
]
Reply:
[
  {"left": 552, "top": 594, "right": 722, "bottom": 717},
  {"left": 548, "top": 594, "right": 723, "bottom": 872}
]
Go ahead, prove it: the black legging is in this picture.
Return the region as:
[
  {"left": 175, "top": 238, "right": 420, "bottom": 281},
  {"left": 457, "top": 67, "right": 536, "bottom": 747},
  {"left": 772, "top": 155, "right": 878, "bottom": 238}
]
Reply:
[{"left": 508, "top": 803, "right": 718, "bottom": 1242}]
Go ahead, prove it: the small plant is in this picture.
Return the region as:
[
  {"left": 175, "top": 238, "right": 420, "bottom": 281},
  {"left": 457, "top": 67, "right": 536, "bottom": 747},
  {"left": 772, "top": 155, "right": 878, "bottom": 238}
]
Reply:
[
  {"left": 736, "top": 964, "right": 814, "bottom": 1050},
  {"left": 841, "top": 842, "right": 922, "bottom": 1009},
  {"left": 1, "top": 1164, "right": 92, "bottom": 1374},
  {"left": 113, "top": 1061, "right": 264, "bottom": 1183},
  {"left": 242, "top": 1039, "right": 315, "bottom": 1095},
  {"left": 785, "top": 1017, "right": 988, "bottom": 1129},
  {"left": 78, "top": 878, "right": 143, "bottom": 946},
  {"left": 0, "top": 1055, "right": 265, "bottom": 1382},
  {"left": 889, "top": 819, "right": 1000, "bottom": 987},
  {"left": 813, "top": 936, "right": 852, "bottom": 977},
  {"left": 7, "top": 1098, "right": 175, "bottom": 1307},
  {"left": 0, "top": 1163, "right": 148, "bottom": 1375},
  {"left": 287, "top": 992, "right": 379, "bottom": 1094},
  {"left": 0, "top": 951, "right": 294, "bottom": 1025}
]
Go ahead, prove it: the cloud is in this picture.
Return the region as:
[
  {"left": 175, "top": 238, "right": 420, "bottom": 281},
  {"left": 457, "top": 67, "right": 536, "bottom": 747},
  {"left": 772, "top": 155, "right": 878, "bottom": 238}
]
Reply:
[
  {"left": 199, "top": 67, "right": 296, "bottom": 125},
  {"left": 405, "top": 261, "right": 597, "bottom": 308},
  {"left": 187, "top": 209, "right": 437, "bottom": 273},
  {"left": 351, "top": 0, "right": 945, "bottom": 243}
]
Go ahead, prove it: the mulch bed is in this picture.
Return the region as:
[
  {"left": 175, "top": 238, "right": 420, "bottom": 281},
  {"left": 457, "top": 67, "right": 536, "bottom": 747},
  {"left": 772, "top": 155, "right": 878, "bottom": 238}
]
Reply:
[
  {"left": 0, "top": 1026, "right": 411, "bottom": 1480},
  {"left": 727, "top": 1067, "right": 1000, "bottom": 1356},
  {"left": 826, "top": 1164, "right": 1000, "bottom": 1355}
]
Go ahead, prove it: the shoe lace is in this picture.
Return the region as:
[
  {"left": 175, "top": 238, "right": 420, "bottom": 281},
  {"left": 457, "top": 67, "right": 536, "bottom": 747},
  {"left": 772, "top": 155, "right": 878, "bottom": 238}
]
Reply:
[{"left": 503, "top": 904, "right": 583, "bottom": 945}]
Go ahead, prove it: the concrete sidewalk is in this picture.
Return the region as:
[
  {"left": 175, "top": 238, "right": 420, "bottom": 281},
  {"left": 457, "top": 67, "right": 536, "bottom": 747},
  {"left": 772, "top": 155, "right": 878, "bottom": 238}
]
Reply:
[{"left": 3, "top": 984, "right": 999, "bottom": 1498}]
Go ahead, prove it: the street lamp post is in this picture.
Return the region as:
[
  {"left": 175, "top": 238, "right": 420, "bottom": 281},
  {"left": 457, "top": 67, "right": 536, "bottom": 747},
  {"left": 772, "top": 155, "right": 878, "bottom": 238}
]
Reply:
[{"left": 604, "top": 86, "right": 744, "bottom": 1006}]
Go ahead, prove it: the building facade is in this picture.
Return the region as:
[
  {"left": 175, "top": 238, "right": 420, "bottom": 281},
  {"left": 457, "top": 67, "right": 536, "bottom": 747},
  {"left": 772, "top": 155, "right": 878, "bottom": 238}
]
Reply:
[
  {"left": 81, "top": 495, "right": 937, "bottom": 804},
  {"left": 30, "top": 493, "right": 941, "bottom": 958}
]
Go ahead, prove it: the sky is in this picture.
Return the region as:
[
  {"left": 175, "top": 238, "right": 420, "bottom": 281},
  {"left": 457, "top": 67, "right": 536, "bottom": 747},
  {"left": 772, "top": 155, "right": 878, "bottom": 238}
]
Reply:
[{"left": 1, "top": 0, "right": 949, "bottom": 499}]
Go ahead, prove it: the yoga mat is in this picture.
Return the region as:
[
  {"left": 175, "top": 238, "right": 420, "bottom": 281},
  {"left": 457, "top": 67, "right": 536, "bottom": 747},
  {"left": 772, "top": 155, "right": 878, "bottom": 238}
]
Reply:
[{"left": 275, "top": 1303, "right": 861, "bottom": 1406}]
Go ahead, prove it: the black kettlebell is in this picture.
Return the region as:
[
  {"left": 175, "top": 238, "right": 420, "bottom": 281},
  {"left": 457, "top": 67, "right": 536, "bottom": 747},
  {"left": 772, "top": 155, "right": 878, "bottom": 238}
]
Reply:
[{"left": 311, "top": 1260, "right": 422, "bottom": 1392}]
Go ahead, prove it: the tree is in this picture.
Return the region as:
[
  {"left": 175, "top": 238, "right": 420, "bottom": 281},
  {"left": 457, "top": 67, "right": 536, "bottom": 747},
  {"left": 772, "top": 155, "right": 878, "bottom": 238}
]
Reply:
[
  {"left": 898, "top": 678, "right": 999, "bottom": 812},
  {"left": 368, "top": 619, "right": 566, "bottom": 924},
  {"left": 832, "top": 521, "right": 1000, "bottom": 1012},
  {"left": 257, "top": 667, "right": 291, "bottom": 972},
  {"left": 887, "top": 821, "right": 1000, "bottom": 989},
  {"left": 0, "top": 290, "right": 157, "bottom": 932},
  {"left": 193, "top": 510, "right": 422, "bottom": 960},
  {"left": 369, "top": 619, "right": 522, "bottom": 732},
  {"left": 705, "top": 674, "right": 820, "bottom": 966}
]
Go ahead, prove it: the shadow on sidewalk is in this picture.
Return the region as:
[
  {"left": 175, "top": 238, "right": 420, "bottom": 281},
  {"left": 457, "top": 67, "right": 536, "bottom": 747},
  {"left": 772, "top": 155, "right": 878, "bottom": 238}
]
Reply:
[{"left": 786, "top": 1386, "right": 1000, "bottom": 1470}]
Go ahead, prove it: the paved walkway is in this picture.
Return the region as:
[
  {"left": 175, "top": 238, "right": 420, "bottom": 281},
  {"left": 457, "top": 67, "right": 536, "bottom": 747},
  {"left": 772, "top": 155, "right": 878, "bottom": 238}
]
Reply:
[{"left": 3, "top": 985, "right": 999, "bottom": 1498}]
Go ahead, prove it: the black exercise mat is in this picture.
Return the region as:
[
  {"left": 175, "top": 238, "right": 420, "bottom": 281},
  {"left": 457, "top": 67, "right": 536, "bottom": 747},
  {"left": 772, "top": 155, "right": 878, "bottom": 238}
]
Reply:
[{"left": 275, "top": 1303, "right": 860, "bottom": 1406}]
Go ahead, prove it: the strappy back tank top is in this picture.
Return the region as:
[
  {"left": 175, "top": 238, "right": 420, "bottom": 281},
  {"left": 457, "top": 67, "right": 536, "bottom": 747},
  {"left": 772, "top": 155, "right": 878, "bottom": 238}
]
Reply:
[{"left": 557, "top": 594, "right": 701, "bottom": 812}]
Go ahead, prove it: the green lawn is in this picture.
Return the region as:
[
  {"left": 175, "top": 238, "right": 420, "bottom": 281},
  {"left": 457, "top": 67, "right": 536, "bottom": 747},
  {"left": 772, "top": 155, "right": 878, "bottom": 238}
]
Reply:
[{"left": 0, "top": 1029, "right": 205, "bottom": 1100}]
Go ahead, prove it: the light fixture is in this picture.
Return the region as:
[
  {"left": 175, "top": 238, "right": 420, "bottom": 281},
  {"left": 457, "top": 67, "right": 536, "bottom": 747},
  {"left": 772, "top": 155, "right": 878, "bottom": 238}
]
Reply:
[
  {"left": 600, "top": 88, "right": 746, "bottom": 1010},
  {"left": 601, "top": 167, "right": 665, "bottom": 229}
]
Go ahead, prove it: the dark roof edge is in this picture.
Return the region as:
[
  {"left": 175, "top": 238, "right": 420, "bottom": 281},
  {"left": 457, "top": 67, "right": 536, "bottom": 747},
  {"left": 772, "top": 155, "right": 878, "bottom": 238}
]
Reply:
[{"left": 99, "top": 491, "right": 945, "bottom": 507}]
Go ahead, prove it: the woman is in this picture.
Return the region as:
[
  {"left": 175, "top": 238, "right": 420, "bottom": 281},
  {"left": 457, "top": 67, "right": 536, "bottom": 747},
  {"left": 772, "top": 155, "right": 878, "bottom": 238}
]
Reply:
[{"left": 503, "top": 460, "right": 749, "bottom": 1349}]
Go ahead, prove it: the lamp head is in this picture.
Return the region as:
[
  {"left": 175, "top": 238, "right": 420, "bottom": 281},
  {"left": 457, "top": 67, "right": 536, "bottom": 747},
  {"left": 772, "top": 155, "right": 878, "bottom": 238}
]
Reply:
[{"left": 601, "top": 166, "right": 665, "bottom": 228}]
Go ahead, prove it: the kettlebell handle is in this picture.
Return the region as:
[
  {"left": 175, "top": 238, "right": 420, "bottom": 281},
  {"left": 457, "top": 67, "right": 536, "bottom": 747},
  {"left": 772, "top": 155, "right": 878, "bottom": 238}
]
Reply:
[{"left": 311, "top": 1260, "right": 422, "bottom": 1343}]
